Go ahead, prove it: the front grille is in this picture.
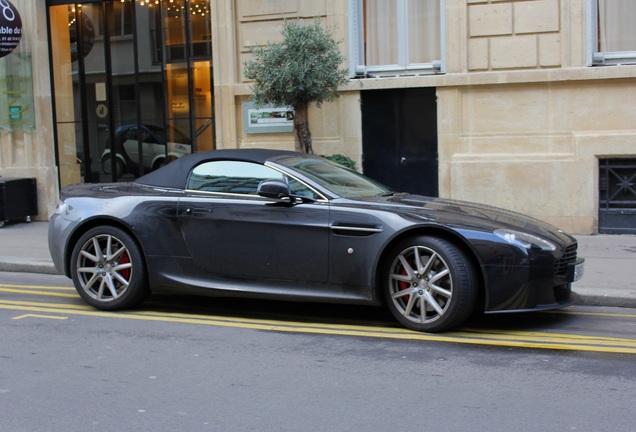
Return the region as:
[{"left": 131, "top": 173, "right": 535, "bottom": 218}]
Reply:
[{"left": 554, "top": 243, "right": 578, "bottom": 276}]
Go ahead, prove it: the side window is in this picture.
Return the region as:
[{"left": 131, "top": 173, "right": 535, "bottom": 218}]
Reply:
[
  {"left": 187, "top": 161, "right": 285, "bottom": 195},
  {"left": 288, "top": 177, "right": 321, "bottom": 200},
  {"left": 349, "top": 0, "right": 444, "bottom": 77},
  {"left": 142, "top": 129, "right": 160, "bottom": 144},
  {"left": 587, "top": 0, "right": 636, "bottom": 65},
  {"left": 123, "top": 127, "right": 138, "bottom": 142}
]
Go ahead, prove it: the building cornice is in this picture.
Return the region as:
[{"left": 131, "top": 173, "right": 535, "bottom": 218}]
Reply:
[{"left": 231, "top": 66, "right": 636, "bottom": 96}]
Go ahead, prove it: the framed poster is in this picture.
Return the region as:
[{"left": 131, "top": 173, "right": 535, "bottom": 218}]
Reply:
[{"left": 243, "top": 102, "right": 293, "bottom": 134}]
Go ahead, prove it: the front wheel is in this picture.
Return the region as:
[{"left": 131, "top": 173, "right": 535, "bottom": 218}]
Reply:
[
  {"left": 384, "top": 236, "right": 477, "bottom": 332},
  {"left": 70, "top": 226, "right": 149, "bottom": 310}
]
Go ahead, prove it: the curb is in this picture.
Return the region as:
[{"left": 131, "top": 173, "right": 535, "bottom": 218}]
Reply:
[
  {"left": 0, "top": 258, "right": 60, "bottom": 275},
  {"left": 577, "top": 294, "right": 636, "bottom": 309}
]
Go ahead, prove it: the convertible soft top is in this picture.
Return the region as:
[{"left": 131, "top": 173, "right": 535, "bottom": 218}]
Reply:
[{"left": 135, "top": 148, "right": 307, "bottom": 189}]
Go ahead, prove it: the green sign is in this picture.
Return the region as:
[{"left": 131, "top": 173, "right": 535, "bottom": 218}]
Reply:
[{"left": 0, "top": 52, "right": 35, "bottom": 131}]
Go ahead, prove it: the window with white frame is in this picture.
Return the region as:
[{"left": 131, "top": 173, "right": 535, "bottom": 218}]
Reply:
[
  {"left": 587, "top": 0, "right": 636, "bottom": 65},
  {"left": 348, "top": 0, "right": 445, "bottom": 77}
]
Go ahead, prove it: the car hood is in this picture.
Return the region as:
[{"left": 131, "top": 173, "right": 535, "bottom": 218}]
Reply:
[{"left": 345, "top": 193, "right": 574, "bottom": 243}]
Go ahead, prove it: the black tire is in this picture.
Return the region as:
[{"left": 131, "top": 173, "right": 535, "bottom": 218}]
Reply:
[
  {"left": 152, "top": 158, "right": 166, "bottom": 171},
  {"left": 383, "top": 236, "right": 477, "bottom": 332},
  {"left": 70, "top": 226, "right": 149, "bottom": 310},
  {"left": 101, "top": 156, "right": 125, "bottom": 179}
]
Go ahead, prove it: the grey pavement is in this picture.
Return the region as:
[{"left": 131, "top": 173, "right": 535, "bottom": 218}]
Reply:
[{"left": 1, "top": 221, "right": 635, "bottom": 308}]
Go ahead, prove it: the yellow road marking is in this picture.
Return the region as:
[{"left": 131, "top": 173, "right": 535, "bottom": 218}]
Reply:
[
  {"left": 0, "top": 284, "right": 75, "bottom": 291},
  {"left": 0, "top": 287, "right": 78, "bottom": 298},
  {"left": 12, "top": 314, "right": 68, "bottom": 320},
  {"left": 1, "top": 298, "right": 636, "bottom": 354}
]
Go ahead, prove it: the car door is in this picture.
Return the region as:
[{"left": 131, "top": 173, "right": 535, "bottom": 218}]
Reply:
[{"left": 177, "top": 160, "right": 330, "bottom": 283}]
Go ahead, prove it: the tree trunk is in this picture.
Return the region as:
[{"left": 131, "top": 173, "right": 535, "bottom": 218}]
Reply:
[{"left": 293, "top": 104, "right": 313, "bottom": 154}]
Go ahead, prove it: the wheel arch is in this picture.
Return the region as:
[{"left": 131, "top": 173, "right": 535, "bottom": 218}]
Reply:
[
  {"left": 150, "top": 155, "right": 166, "bottom": 171},
  {"left": 101, "top": 151, "right": 127, "bottom": 166},
  {"left": 373, "top": 226, "right": 486, "bottom": 308}
]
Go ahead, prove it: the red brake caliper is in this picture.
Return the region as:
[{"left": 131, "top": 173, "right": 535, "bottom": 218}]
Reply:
[
  {"left": 398, "top": 258, "right": 414, "bottom": 302},
  {"left": 119, "top": 251, "right": 131, "bottom": 280}
]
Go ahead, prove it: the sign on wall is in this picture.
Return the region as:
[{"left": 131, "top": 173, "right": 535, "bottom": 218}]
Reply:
[
  {"left": 0, "top": 0, "right": 22, "bottom": 58},
  {"left": 242, "top": 102, "right": 294, "bottom": 134},
  {"left": 0, "top": 52, "right": 35, "bottom": 131}
]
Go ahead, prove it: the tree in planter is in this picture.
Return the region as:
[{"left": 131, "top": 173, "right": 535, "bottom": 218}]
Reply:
[{"left": 244, "top": 19, "right": 349, "bottom": 154}]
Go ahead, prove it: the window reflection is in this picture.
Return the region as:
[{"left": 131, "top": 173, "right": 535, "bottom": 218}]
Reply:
[
  {"left": 163, "top": 0, "right": 211, "bottom": 61},
  {"left": 49, "top": 0, "right": 214, "bottom": 187}
]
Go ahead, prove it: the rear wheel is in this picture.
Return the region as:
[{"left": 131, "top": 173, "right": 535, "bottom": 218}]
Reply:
[
  {"left": 70, "top": 226, "right": 149, "bottom": 310},
  {"left": 384, "top": 236, "right": 477, "bottom": 332}
]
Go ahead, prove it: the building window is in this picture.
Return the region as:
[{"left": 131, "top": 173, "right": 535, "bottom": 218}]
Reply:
[
  {"left": 98, "top": 1, "right": 133, "bottom": 37},
  {"left": 349, "top": 0, "right": 445, "bottom": 77},
  {"left": 587, "top": 0, "right": 636, "bottom": 65}
]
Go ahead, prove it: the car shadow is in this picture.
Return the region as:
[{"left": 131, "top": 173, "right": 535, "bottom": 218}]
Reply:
[{"left": 141, "top": 293, "right": 575, "bottom": 334}]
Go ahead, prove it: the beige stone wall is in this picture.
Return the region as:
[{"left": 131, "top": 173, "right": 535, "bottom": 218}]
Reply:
[
  {"left": 220, "top": 0, "right": 362, "bottom": 166},
  {"left": 211, "top": 0, "right": 636, "bottom": 234},
  {"left": 439, "top": 78, "right": 636, "bottom": 234},
  {"left": 439, "top": 0, "right": 636, "bottom": 233},
  {"left": 467, "top": 0, "right": 563, "bottom": 70},
  {"left": 2, "top": 0, "right": 632, "bottom": 233},
  {"left": 0, "top": 0, "right": 58, "bottom": 221}
]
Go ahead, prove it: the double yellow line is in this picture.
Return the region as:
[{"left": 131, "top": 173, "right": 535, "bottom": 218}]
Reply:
[{"left": 2, "top": 284, "right": 636, "bottom": 354}]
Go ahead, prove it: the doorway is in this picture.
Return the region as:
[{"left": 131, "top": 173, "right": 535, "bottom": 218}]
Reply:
[
  {"left": 47, "top": 0, "right": 214, "bottom": 187},
  {"left": 361, "top": 87, "right": 439, "bottom": 197}
]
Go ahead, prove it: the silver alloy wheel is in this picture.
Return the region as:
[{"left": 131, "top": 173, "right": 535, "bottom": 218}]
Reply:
[
  {"left": 75, "top": 233, "right": 133, "bottom": 302},
  {"left": 388, "top": 245, "right": 453, "bottom": 325}
]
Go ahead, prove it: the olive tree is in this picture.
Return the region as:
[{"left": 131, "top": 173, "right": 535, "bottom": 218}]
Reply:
[{"left": 243, "top": 19, "right": 349, "bottom": 154}]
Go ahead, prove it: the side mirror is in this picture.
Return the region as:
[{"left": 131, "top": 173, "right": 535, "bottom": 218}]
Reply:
[{"left": 257, "top": 179, "right": 291, "bottom": 199}]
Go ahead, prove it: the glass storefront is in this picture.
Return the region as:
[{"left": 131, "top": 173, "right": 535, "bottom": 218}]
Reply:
[{"left": 47, "top": 0, "right": 214, "bottom": 186}]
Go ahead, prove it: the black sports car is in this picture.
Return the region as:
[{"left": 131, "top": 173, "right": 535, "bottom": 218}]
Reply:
[{"left": 48, "top": 149, "right": 584, "bottom": 332}]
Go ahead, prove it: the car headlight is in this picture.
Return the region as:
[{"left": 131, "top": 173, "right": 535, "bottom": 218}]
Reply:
[{"left": 494, "top": 229, "right": 556, "bottom": 251}]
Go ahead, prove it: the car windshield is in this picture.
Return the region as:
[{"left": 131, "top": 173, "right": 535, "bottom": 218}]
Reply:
[{"left": 276, "top": 156, "right": 392, "bottom": 198}]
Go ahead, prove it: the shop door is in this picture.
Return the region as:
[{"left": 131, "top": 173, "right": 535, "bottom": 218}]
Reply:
[{"left": 361, "top": 88, "right": 439, "bottom": 197}]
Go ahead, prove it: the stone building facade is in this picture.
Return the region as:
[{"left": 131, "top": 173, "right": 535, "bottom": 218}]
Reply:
[{"left": 1, "top": 0, "right": 635, "bottom": 234}]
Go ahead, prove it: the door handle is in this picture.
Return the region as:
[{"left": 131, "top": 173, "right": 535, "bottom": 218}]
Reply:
[{"left": 184, "top": 207, "right": 212, "bottom": 215}]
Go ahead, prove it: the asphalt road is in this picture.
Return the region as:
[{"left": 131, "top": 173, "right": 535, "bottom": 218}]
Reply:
[{"left": 1, "top": 271, "right": 635, "bottom": 432}]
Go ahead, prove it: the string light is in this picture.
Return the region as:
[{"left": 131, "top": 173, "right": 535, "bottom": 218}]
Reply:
[{"left": 72, "top": 1, "right": 210, "bottom": 25}]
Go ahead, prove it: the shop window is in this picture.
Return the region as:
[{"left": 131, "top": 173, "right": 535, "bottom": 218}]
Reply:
[
  {"left": 587, "top": 0, "right": 636, "bottom": 65},
  {"left": 98, "top": 1, "right": 133, "bottom": 37},
  {"left": 348, "top": 0, "right": 444, "bottom": 77},
  {"left": 163, "top": 0, "right": 211, "bottom": 62}
]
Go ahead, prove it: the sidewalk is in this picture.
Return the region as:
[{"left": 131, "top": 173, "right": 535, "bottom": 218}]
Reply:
[{"left": 1, "top": 221, "right": 636, "bottom": 308}]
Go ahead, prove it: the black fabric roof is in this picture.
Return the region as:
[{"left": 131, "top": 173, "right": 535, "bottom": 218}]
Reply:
[{"left": 135, "top": 148, "right": 306, "bottom": 189}]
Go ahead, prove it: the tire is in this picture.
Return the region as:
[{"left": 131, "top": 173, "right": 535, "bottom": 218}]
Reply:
[
  {"left": 151, "top": 158, "right": 166, "bottom": 171},
  {"left": 102, "top": 156, "right": 125, "bottom": 179},
  {"left": 70, "top": 226, "right": 149, "bottom": 310},
  {"left": 383, "top": 236, "right": 477, "bottom": 332}
]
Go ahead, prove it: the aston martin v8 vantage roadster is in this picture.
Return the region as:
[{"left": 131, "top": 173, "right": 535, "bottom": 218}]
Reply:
[{"left": 49, "top": 149, "right": 584, "bottom": 332}]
